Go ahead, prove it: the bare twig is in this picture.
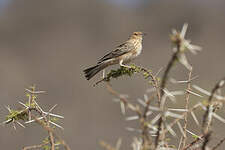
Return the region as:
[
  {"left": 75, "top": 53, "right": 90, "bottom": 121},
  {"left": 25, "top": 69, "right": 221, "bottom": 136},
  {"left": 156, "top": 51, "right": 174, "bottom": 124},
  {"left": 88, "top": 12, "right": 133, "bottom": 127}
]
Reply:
[
  {"left": 106, "top": 83, "right": 141, "bottom": 115},
  {"left": 163, "top": 102, "right": 201, "bottom": 135},
  {"left": 160, "top": 45, "right": 180, "bottom": 97},
  {"left": 30, "top": 86, "right": 55, "bottom": 150},
  {"left": 99, "top": 140, "right": 117, "bottom": 150},
  {"left": 181, "top": 67, "right": 193, "bottom": 148},
  {"left": 202, "top": 77, "right": 225, "bottom": 150},
  {"left": 107, "top": 82, "right": 157, "bottom": 148},
  {"left": 32, "top": 114, "right": 71, "bottom": 150},
  {"left": 202, "top": 132, "right": 212, "bottom": 150},
  {"left": 96, "top": 65, "right": 161, "bottom": 105},
  {"left": 202, "top": 77, "right": 225, "bottom": 133},
  {"left": 155, "top": 25, "right": 184, "bottom": 148},
  {"left": 212, "top": 137, "right": 225, "bottom": 150},
  {"left": 182, "top": 134, "right": 205, "bottom": 150},
  {"left": 2, "top": 86, "right": 69, "bottom": 150},
  {"left": 23, "top": 142, "right": 49, "bottom": 150},
  {"left": 155, "top": 117, "right": 163, "bottom": 148},
  {"left": 141, "top": 96, "right": 153, "bottom": 147}
]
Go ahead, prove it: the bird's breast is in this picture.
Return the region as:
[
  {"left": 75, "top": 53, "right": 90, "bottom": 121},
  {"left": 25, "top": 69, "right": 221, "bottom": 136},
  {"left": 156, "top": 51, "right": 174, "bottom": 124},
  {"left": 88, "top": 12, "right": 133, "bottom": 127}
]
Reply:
[
  {"left": 131, "top": 42, "right": 142, "bottom": 58},
  {"left": 135, "top": 42, "right": 142, "bottom": 56}
]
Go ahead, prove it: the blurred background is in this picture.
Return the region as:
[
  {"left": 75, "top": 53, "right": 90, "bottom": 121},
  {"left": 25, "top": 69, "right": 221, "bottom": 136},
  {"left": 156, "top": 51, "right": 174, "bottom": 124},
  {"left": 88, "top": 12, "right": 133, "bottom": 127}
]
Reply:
[{"left": 0, "top": 0, "right": 224, "bottom": 149}]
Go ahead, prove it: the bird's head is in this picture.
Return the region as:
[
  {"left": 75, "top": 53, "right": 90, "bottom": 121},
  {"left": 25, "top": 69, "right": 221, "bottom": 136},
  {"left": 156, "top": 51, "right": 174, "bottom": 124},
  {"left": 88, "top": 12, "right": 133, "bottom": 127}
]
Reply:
[{"left": 129, "top": 32, "right": 146, "bottom": 40}]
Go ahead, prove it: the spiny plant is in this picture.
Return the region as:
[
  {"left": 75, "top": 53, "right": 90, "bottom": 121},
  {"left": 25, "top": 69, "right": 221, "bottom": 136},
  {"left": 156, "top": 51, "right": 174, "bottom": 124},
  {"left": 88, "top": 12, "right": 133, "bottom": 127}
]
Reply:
[
  {"left": 1, "top": 85, "right": 70, "bottom": 150},
  {"left": 1, "top": 23, "right": 225, "bottom": 150},
  {"left": 97, "top": 24, "right": 225, "bottom": 150}
]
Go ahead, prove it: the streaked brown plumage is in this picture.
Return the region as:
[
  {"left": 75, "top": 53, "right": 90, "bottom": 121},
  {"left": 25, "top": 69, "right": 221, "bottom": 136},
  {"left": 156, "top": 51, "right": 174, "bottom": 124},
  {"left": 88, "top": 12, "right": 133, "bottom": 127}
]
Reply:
[{"left": 84, "top": 32, "right": 145, "bottom": 80}]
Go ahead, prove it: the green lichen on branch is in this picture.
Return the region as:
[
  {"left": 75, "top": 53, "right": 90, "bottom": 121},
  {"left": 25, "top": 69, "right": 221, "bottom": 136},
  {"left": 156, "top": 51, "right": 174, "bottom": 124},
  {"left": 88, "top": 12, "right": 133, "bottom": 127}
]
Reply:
[
  {"left": 5, "top": 109, "right": 28, "bottom": 123},
  {"left": 2, "top": 86, "right": 62, "bottom": 128},
  {"left": 94, "top": 64, "right": 153, "bottom": 86},
  {"left": 105, "top": 65, "right": 136, "bottom": 80},
  {"left": 4, "top": 93, "right": 38, "bottom": 124},
  {"left": 42, "top": 137, "right": 61, "bottom": 150}
]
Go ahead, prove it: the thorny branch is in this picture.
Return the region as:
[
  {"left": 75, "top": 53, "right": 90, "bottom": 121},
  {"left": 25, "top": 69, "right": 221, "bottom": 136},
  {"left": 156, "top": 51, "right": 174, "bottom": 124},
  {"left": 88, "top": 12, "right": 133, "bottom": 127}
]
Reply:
[
  {"left": 104, "top": 64, "right": 162, "bottom": 146},
  {"left": 23, "top": 142, "right": 49, "bottom": 150},
  {"left": 29, "top": 87, "right": 55, "bottom": 150},
  {"left": 2, "top": 23, "right": 225, "bottom": 150},
  {"left": 212, "top": 137, "right": 225, "bottom": 150},
  {"left": 1, "top": 86, "right": 69, "bottom": 150},
  {"left": 30, "top": 114, "right": 71, "bottom": 150},
  {"left": 202, "top": 77, "right": 225, "bottom": 150},
  {"left": 95, "top": 65, "right": 161, "bottom": 105},
  {"left": 102, "top": 24, "right": 219, "bottom": 150},
  {"left": 181, "top": 67, "right": 193, "bottom": 148},
  {"left": 155, "top": 25, "right": 183, "bottom": 149},
  {"left": 160, "top": 42, "right": 181, "bottom": 98},
  {"left": 163, "top": 102, "right": 201, "bottom": 135},
  {"left": 202, "top": 77, "right": 225, "bottom": 133},
  {"left": 107, "top": 82, "right": 157, "bottom": 149},
  {"left": 141, "top": 96, "right": 153, "bottom": 146},
  {"left": 155, "top": 23, "right": 202, "bottom": 149},
  {"left": 182, "top": 134, "right": 205, "bottom": 150}
]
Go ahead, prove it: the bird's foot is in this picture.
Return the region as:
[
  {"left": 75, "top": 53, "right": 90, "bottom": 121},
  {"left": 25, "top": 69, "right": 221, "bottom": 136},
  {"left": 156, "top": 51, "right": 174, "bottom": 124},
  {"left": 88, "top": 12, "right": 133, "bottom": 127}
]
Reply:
[
  {"left": 121, "top": 65, "right": 132, "bottom": 69},
  {"left": 102, "top": 69, "right": 105, "bottom": 79}
]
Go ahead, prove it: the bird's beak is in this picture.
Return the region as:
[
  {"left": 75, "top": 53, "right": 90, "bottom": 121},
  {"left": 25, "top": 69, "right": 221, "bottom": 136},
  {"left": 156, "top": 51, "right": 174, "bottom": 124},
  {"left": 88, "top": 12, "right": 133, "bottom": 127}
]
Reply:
[{"left": 143, "top": 33, "right": 147, "bottom": 36}]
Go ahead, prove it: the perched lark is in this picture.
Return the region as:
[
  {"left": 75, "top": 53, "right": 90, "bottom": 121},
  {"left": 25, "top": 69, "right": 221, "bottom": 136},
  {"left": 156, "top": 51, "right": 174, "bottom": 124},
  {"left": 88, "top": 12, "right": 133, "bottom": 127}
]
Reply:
[{"left": 84, "top": 32, "right": 145, "bottom": 80}]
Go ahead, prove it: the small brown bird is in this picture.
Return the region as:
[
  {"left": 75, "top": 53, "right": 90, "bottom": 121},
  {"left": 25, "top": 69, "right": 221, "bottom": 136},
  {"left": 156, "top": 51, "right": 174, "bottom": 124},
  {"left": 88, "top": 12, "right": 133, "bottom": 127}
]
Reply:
[{"left": 84, "top": 32, "right": 145, "bottom": 80}]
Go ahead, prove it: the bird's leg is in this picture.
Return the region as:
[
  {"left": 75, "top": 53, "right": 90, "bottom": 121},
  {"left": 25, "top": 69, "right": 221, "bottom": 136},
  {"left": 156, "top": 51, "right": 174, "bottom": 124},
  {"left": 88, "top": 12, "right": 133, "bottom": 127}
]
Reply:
[
  {"left": 102, "top": 69, "right": 105, "bottom": 78},
  {"left": 119, "top": 60, "right": 131, "bottom": 68}
]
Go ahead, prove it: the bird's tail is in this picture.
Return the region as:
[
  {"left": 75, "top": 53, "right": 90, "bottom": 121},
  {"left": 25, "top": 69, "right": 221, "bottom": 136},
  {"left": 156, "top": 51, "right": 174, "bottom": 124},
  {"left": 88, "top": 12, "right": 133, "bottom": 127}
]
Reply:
[{"left": 83, "top": 63, "right": 107, "bottom": 80}]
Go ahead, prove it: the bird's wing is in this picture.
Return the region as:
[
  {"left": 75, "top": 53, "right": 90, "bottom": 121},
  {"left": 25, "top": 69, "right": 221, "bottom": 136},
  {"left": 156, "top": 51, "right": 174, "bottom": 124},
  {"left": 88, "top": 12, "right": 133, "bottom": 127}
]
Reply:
[{"left": 98, "top": 42, "right": 134, "bottom": 63}]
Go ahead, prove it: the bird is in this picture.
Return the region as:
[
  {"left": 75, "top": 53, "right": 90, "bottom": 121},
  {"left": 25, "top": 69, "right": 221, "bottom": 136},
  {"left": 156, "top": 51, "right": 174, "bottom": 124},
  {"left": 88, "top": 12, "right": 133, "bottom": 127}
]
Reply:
[{"left": 83, "top": 32, "right": 145, "bottom": 80}]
